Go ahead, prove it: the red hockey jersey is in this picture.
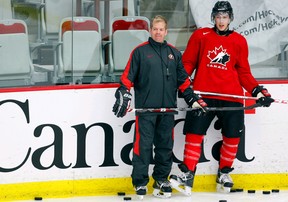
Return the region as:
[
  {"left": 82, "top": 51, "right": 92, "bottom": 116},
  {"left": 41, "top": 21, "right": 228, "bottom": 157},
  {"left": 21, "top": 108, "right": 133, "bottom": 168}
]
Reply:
[{"left": 182, "top": 27, "right": 259, "bottom": 103}]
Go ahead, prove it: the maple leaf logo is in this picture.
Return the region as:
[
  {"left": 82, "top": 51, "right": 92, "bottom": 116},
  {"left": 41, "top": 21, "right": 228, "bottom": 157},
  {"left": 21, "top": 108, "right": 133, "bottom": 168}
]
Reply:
[{"left": 207, "top": 46, "right": 230, "bottom": 66}]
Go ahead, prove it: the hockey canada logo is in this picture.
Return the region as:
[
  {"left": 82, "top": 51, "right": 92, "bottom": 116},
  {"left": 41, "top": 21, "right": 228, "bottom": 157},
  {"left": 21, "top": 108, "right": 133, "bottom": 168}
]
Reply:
[
  {"left": 207, "top": 46, "right": 230, "bottom": 70},
  {"left": 168, "top": 54, "right": 174, "bottom": 60}
]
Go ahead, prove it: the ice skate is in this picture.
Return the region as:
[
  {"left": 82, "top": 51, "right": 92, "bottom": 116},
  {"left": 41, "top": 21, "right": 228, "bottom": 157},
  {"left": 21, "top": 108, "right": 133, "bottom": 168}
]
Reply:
[
  {"left": 152, "top": 180, "right": 172, "bottom": 198},
  {"left": 216, "top": 167, "right": 234, "bottom": 193},
  {"left": 135, "top": 186, "right": 147, "bottom": 200},
  {"left": 169, "top": 164, "right": 194, "bottom": 196}
]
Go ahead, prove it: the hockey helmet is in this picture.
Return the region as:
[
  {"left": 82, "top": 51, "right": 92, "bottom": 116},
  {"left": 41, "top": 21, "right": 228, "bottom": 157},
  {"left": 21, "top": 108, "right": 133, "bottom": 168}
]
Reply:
[{"left": 211, "top": 1, "right": 234, "bottom": 22}]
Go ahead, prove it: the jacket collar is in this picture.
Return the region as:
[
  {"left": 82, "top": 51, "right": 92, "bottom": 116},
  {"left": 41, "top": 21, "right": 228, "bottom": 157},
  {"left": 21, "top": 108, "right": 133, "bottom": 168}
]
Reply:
[{"left": 149, "top": 37, "right": 167, "bottom": 47}]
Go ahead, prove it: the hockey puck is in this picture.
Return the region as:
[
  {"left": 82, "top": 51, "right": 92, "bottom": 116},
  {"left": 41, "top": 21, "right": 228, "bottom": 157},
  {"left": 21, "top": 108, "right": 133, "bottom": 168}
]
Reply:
[
  {"left": 248, "top": 190, "right": 256, "bottom": 193},
  {"left": 236, "top": 188, "right": 244, "bottom": 192},
  {"left": 123, "top": 196, "right": 132, "bottom": 201},
  {"left": 272, "top": 189, "right": 280, "bottom": 193},
  {"left": 219, "top": 200, "right": 227, "bottom": 202},
  {"left": 262, "top": 191, "right": 271, "bottom": 194},
  {"left": 117, "top": 192, "right": 126, "bottom": 196},
  {"left": 230, "top": 189, "right": 237, "bottom": 192},
  {"left": 34, "top": 197, "right": 42, "bottom": 201}
]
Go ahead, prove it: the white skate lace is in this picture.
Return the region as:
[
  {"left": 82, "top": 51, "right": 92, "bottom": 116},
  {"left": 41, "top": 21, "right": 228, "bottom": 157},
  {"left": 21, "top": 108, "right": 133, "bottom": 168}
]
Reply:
[
  {"left": 219, "top": 173, "right": 232, "bottom": 184},
  {"left": 159, "top": 180, "right": 171, "bottom": 189},
  {"left": 179, "top": 172, "right": 193, "bottom": 182},
  {"left": 136, "top": 186, "right": 147, "bottom": 191}
]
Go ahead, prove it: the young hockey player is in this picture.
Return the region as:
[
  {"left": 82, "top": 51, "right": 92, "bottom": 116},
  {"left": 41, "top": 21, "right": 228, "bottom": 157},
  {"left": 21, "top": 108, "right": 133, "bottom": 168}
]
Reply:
[
  {"left": 170, "top": 1, "right": 274, "bottom": 195},
  {"left": 112, "top": 15, "right": 206, "bottom": 199}
]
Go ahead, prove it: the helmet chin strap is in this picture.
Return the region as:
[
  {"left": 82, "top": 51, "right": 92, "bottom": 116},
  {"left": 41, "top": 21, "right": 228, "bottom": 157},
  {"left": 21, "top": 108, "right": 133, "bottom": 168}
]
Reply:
[{"left": 214, "top": 25, "right": 232, "bottom": 36}]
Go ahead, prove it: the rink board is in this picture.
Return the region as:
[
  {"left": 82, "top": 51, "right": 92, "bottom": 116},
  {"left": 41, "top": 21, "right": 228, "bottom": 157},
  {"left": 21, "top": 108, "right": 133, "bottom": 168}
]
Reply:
[{"left": 0, "top": 82, "right": 287, "bottom": 200}]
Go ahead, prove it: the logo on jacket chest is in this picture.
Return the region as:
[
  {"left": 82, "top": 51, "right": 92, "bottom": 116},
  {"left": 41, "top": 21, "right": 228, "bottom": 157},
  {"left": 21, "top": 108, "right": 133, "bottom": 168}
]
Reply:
[
  {"left": 168, "top": 54, "right": 174, "bottom": 60},
  {"left": 146, "top": 53, "right": 174, "bottom": 60},
  {"left": 207, "top": 45, "right": 230, "bottom": 70}
]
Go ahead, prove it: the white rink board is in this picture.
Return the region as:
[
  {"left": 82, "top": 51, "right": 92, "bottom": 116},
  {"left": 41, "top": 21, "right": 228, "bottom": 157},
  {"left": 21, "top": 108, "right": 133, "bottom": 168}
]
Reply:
[{"left": 0, "top": 83, "right": 287, "bottom": 184}]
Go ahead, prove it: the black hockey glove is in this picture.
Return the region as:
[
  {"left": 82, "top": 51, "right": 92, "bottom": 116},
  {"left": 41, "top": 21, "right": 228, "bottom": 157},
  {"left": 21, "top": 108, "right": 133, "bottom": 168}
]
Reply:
[
  {"left": 251, "top": 85, "right": 274, "bottom": 107},
  {"left": 112, "top": 86, "right": 132, "bottom": 117},
  {"left": 182, "top": 87, "right": 208, "bottom": 116}
]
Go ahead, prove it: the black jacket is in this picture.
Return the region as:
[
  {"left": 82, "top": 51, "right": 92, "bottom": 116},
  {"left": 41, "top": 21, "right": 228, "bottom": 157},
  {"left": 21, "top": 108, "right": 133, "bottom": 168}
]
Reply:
[{"left": 120, "top": 37, "right": 190, "bottom": 108}]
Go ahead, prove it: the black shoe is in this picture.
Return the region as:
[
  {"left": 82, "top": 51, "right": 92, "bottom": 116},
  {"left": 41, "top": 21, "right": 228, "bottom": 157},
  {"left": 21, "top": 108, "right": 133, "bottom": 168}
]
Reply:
[
  {"left": 152, "top": 180, "right": 172, "bottom": 198},
  {"left": 135, "top": 185, "right": 147, "bottom": 196}
]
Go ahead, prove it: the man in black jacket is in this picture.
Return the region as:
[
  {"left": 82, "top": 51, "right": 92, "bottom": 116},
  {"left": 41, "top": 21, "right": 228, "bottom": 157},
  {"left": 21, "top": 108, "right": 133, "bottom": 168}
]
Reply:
[{"left": 112, "top": 15, "right": 207, "bottom": 199}]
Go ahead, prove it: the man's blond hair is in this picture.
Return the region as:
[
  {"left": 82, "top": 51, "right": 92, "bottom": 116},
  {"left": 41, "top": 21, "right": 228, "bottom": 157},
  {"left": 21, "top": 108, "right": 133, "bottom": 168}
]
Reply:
[{"left": 151, "top": 15, "right": 167, "bottom": 29}]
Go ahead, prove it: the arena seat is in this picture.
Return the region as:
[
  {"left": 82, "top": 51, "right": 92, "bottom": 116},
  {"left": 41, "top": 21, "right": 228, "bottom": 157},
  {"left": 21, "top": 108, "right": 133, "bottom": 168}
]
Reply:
[
  {"left": 82, "top": 0, "right": 136, "bottom": 29},
  {"left": 0, "top": 19, "right": 34, "bottom": 87},
  {"left": 40, "top": 0, "right": 76, "bottom": 42},
  {"left": 0, "top": 0, "right": 12, "bottom": 20},
  {"left": 56, "top": 16, "right": 104, "bottom": 84},
  {"left": 107, "top": 16, "right": 150, "bottom": 82}
]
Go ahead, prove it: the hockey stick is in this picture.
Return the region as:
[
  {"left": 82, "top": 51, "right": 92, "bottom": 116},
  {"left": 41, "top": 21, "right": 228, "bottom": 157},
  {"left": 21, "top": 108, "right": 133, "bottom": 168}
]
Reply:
[
  {"left": 194, "top": 90, "right": 288, "bottom": 104},
  {"left": 128, "top": 103, "right": 261, "bottom": 113}
]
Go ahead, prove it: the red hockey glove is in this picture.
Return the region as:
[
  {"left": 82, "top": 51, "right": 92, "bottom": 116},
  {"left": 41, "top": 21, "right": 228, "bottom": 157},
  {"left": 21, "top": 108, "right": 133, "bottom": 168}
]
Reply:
[
  {"left": 251, "top": 85, "right": 274, "bottom": 107},
  {"left": 112, "top": 86, "right": 132, "bottom": 117}
]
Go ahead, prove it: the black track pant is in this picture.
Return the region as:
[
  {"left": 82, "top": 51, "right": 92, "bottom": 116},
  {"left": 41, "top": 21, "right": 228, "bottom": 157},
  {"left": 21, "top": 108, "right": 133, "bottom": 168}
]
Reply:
[{"left": 131, "top": 114, "right": 174, "bottom": 187}]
